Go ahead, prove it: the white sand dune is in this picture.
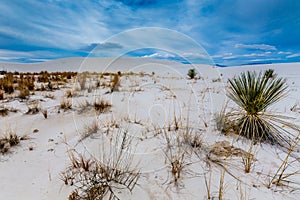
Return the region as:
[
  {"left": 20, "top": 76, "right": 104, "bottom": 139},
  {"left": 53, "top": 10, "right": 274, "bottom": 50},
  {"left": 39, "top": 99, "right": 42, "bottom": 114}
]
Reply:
[
  {"left": 0, "top": 58, "right": 299, "bottom": 200},
  {"left": 0, "top": 57, "right": 183, "bottom": 73}
]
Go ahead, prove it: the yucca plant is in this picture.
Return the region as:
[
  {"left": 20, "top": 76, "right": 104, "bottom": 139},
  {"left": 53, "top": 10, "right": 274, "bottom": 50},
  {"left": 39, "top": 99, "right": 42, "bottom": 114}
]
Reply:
[
  {"left": 227, "top": 70, "right": 298, "bottom": 147},
  {"left": 187, "top": 68, "right": 196, "bottom": 79}
]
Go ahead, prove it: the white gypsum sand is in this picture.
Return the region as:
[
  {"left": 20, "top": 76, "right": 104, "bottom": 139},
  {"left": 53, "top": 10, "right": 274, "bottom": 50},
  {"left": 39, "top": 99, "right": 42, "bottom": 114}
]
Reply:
[{"left": 0, "top": 58, "right": 299, "bottom": 200}]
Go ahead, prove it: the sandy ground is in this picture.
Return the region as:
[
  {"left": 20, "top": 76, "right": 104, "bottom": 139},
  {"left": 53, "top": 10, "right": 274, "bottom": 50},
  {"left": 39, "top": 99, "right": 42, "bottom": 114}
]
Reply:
[{"left": 0, "top": 58, "right": 300, "bottom": 199}]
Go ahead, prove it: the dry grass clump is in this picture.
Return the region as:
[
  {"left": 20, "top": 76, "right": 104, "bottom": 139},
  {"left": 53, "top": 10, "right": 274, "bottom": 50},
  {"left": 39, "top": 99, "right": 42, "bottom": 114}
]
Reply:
[
  {"left": 290, "top": 101, "right": 300, "bottom": 112},
  {"left": 26, "top": 102, "right": 40, "bottom": 114},
  {"left": 76, "top": 100, "right": 92, "bottom": 114},
  {"left": 37, "top": 71, "right": 50, "bottom": 82},
  {"left": 0, "top": 90, "right": 4, "bottom": 100},
  {"left": 0, "top": 71, "right": 77, "bottom": 100},
  {"left": 111, "top": 73, "right": 120, "bottom": 92},
  {"left": 163, "top": 130, "right": 186, "bottom": 186},
  {"left": 0, "top": 129, "right": 20, "bottom": 154},
  {"left": 43, "top": 92, "right": 55, "bottom": 99},
  {"left": 41, "top": 108, "right": 48, "bottom": 119},
  {"left": 267, "top": 134, "right": 300, "bottom": 188},
  {"left": 77, "top": 73, "right": 87, "bottom": 90},
  {"left": 79, "top": 120, "right": 99, "bottom": 142},
  {"left": 60, "top": 98, "right": 72, "bottom": 110},
  {"left": 0, "top": 106, "right": 8, "bottom": 116},
  {"left": 18, "top": 74, "right": 35, "bottom": 91},
  {"left": 0, "top": 73, "right": 14, "bottom": 94},
  {"left": 62, "top": 131, "right": 140, "bottom": 200},
  {"left": 94, "top": 99, "right": 111, "bottom": 113},
  {"left": 18, "top": 85, "right": 30, "bottom": 99},
  {"left": 0, "top": 106, "right": 18, "bottom": 117},
  {"left": 65, "top": 89, "right": 74, "bottom": 98}
]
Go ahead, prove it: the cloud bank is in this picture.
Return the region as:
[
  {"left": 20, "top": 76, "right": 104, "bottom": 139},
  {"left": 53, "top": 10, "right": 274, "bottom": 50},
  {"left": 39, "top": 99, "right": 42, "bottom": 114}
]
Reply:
[{"left": 0, "top": 0, "right": 299, "bottom": 65}]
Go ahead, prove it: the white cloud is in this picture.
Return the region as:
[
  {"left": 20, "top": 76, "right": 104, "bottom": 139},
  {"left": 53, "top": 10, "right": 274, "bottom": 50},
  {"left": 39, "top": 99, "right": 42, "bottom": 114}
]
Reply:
[
  {"left": 235, "top": 43, "right": 277, "bottom": 51},
  {"left": 286, "top": 53, "right": 300, "bottom": 58},
  {"left": 92, "top": 27, "right": 209, "bottom": 59},
  {"left": 278, "top": 51, "right": 292, "bottom": 55},
  {"left": 212, "top": 52, "right": 233, "bottom": 58},
  {"left": 182, "top": 52, "right": 208, "bottom": 59},
  {"left": 0, "top": 49, "right": 63, "bottom": 62},
  {"left": 0, "top": 1, "right": 112, "bottom": 49},
  {"left": 222, "top": 52, "right": 273, "bottom": 60},
  {"left": 143, "top": 52, "right": 176, "bottom": 59}
]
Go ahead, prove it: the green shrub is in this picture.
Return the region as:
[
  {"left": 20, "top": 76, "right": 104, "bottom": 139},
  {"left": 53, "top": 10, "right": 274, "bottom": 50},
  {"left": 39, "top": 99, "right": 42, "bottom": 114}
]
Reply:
[
  {"left": 187, "top": 68, "right": 196, "bottom": 79},
  {"left": 226, "top": 70, "right": 298, "bottom": 147}
]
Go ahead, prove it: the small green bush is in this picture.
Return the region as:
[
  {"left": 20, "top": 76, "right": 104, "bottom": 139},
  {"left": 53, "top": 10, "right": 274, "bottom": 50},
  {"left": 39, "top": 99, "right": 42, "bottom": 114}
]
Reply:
[{"left": 187, "top": 68, "right": 196, "bottom": 79}]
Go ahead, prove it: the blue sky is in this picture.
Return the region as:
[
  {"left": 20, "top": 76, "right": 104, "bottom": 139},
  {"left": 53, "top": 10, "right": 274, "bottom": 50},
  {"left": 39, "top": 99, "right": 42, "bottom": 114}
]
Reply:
[{"left": 0, "top": 0, "right": 300, "bottom": 66}]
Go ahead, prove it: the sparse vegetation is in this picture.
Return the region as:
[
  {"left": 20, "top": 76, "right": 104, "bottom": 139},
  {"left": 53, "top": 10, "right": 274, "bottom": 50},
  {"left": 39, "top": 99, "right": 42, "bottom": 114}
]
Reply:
[
  {"left": 26, "top": 102, "right": 40, "bottom": 114},
  {"left": 0, "top": 128, "right": 20, "bottom": 154},
  {"left": 18, "top": 85, "right": 30, "bottom": 99},
  {"left": 226, "top": 70, "right": 299, "bottom": 147},
  {"left": 187, "top": 68, "right": 197, "bottom": 79},
  {"left": 0, "top": 90, "right": 4, "bottom": 100},
  {"left": 241, "top": 141, "right": 255, "bottom": 173},
  {"left": 77, "top": 73, "right": 87, "bottom": 90},
  {"left": 78, "top": 120, "right": 99, "bottom": 142},
  {"left": 44, "top": 92, "right": 55, "bottom": 99},
  {"left": 0, "top": 106, "right": 8, "bottom": 116},
  {"left": 111, "top": 73, "right": 120, "bottom": 92},
  {"left": 62, "top": 131, "right": 140, "bottom": 200},
  {"left": 94, "top": 98, "right": 111, "bottom": 113},
  {"left": 60, "top": 98, "right": 72, "bottom": 110},
  {"left": 268, "top": 133, "right": 300, "bottom": 188},
  {"left": 163, "top": 130, "right": 186, "bottom": 186},
  {"left": 41, "top": 108, "right": 48, "bottom": 119},
  {"left": 65, "top": 89, "right": 75, "bottom": 98},
  {"left": 0, "top": 66, "right": 300, "bottom": 199}
]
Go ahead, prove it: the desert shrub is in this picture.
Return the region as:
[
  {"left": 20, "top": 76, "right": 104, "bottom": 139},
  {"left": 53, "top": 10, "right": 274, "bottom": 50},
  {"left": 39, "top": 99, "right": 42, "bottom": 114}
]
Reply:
[
  {"left": 26, "top": 102, "right": 40, "bottom": 114},
  {"left": 78, "top": 120, "right": 99, "bottom": 142},
  {"left": 19, "top": 85, "right": 30, "bottom": 99},
  {"left": 162, "top": 130, "right": 186, "bottom": 186},
  {"left": 0, "top": 70, "right": 6, "bottom": 75},
  {"left": 60, "top": 98, "right": 72, "bottom": 110},
  {"left": 0, "top": 106, "right": 8, "bottom": 116},
  {"left": 76, "top": 100, "right": 92, "bottom": 114},
  {"left": 61, "top": 131, "right": 140, "bottom": 200},
  {"left": 0, "top": 73, "right": 15, "bottom": 94},
  {"left": 44, "top": 92, "right": 55, "bottom": 99},
  {"left": 95, "top": 80, "right": 101, "bottom": 88},
  {"left": 4, "top": 83, "right": 14, "bottom": 94},
  {"left": 94, "top": 99, "right": 111, "bottom": 113},
  {"left": 38, "top": 71, "right": 50, "bottom": 82},
  {"left": 0, "top": 90, "right": 4, "bottom": 100},
  {"left": 0, "top": 130, "right": 20, "bottom": 154},
  {"left": 187, "top": 68, "right": 196, "bottom": 79},
  {"left": 19, "top": 75, "right": 35, "bottom": 91},
  {"left": 111, "top": 73, "right": 120, "bottom": 92},
  {"left": 77, "top": 73, "right": 87, "bottom": 90},
  {"left": 41, "top": 109, "right": 48, "bottom": 119},
  {"left": 226, "top": 70, "right": 299, "bottom": 147},
  {"left": 65, "top": 89, "right": 74, "bottom": 98},
  {"left": 47, "top": 81, "right": 53, "bottom": 90}
]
